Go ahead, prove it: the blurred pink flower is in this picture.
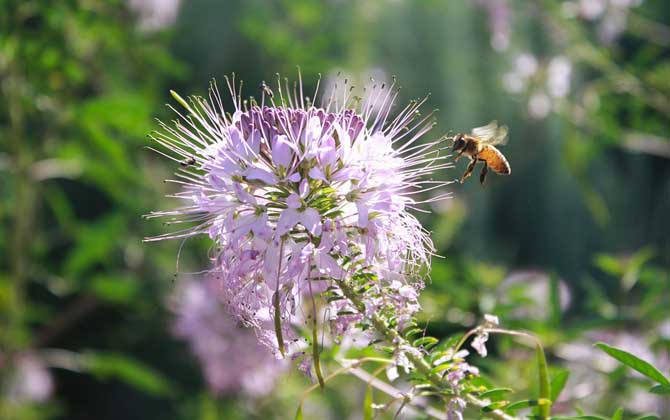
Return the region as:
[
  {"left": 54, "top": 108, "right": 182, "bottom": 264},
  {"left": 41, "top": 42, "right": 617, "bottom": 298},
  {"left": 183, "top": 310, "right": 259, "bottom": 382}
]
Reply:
[
  {"left": 171, "top": 279, "right": 287, "bottom": 396},
  {"left": 7, "top": 353, "right": 53, "bottom": 403}
]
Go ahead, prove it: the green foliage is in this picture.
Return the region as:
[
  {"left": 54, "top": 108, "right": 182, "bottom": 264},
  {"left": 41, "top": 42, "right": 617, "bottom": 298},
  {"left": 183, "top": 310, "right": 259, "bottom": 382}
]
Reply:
[
  {"left": 1, "top": 0, "right": 668, "bottom": 419},
  {"left": 363, "top": 383, "right": 373, "bottom": 420},
  {"left": 595, "top": 343, "right": 670, "bottom": 392},
  {"left": 83, "top": 352, "right": 174, "bottom": 397},
  {"left": 549, "top": 370, "right": 569, "bottom": 402},
  {"left": 535, "top": 344, "right": 552, "bottom": 419}
]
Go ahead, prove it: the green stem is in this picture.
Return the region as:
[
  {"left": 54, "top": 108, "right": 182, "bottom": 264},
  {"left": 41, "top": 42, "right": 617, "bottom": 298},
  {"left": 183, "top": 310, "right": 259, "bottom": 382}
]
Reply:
[
  {"left": 274, "top": 240, "right": 286, "bottom": 356},
  {"left": 6, "top": 57, "right": 33, "bottom": 352},
  {"left": 336, "top": 279, "right": 520, "bottom": 420},
  {"left": 308, "top": 273, "right": 325, "bottom": 388}
]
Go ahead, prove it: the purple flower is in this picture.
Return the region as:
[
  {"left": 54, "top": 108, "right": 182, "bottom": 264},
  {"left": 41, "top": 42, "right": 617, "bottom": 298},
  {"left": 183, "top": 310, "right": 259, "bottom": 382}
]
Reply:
[
  {"left": 6, "top": 352, "right": 53, "bottom": 403},
  {"left": 148, "top": 74, "right": 451, "bottom": 362},
  {"left": 476, "top": 0, "right": 511, "bottom": 51},
  {"left": 471, "top": 314, "right": 500, "bottom": 357},
  {"left": 447, "top": 397, "right": 467, "bottom": 420},
  {"left": 170, "top": 278, "right": 287, "bottom": 396}
]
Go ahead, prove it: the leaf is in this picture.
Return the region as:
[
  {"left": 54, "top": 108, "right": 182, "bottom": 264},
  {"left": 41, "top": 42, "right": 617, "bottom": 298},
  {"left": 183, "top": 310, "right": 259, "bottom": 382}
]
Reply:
[
  {"left": 536, "top": 343, "right": 551, "bottom": 419},
  {"left": 548, "top": 273, "right": 562, "bottom": 326},
  {"left": 295, "top": 403, "right": 303, "bottom": 420},
  {"left": 65, "top": 215, "right": 126, "bottom": 277},
  {"left": 403, "top": 328, "right": 423, "bottom": 338},
  {"left": 482, "top": 401, "right": 509, "bottom": 411},
  {"left": 649, "top": 383, "right": 670, "bottom": 394},
  {"left": 430, "top": 364, "right": 453, "bottom": 375},
  {"left": 83, "top": 352, "right": 173, "bottom": 396},
  {"left": 611, "top": 407, "right": 623, "bottom": 420},
  {"left": 413, "top": 336, "right": 439, "bottom": 349},
  {"left": 505, "top": 399, "right": 551, "bottom": 411},
  {"left": 550, "top": 417, "right": 608, "bottom": 420},
  {"left": 363, "top": 384, "right": 373, "bottom": 420},
  {"left": 632, "top": 415, "right": 660, "bottom": 420},
  {"left": 479, "top": 388, "right": 514, "bottom": 401},
  {"left": 595, "top": 342, "right": 670, "bottom": 387},
  {"left": 550, "top": 370, "right": 570, "bottom": 402},
  {"left": 88, "top": 275, "right": 138, "bottom": 304}
]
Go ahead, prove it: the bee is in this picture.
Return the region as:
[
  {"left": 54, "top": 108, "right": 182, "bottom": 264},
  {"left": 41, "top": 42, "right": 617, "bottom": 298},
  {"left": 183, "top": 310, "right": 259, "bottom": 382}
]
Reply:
[
  {"left": 260, "top": 81, "right": 274, "bottom": 98},
  {"left": 451, "top": 120, "right": 511, "bottom": 185}
]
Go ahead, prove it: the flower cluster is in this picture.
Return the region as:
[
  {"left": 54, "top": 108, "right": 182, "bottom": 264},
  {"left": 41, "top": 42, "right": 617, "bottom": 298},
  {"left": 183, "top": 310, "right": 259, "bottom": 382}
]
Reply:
[
  {"left": 502, "top": 53, "right": 573, "bottom": 119},
  {"left": 568, "top": 0, "right": 643, "bottom": 42},
  {"left": 170, "top": 278, "right": 286, "bottom": 396},
  {"left": 5, "top": 353, "right": 53, "bottom": 404},
  {"left": 476, "top": 0, "right": 511, "bottom": 51},
  {"left": 148, "top": 74, "right": 450, "bottom": 363}
]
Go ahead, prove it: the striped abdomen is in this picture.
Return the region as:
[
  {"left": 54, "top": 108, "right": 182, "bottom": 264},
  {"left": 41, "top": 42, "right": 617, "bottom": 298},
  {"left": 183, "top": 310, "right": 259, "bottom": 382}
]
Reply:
[{"left": 479, "top": 145, "right": 511, "bottom": 175}]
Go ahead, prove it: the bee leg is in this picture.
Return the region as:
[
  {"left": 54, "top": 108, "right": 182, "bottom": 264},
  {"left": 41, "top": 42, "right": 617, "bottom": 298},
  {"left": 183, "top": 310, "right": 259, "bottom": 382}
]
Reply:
[
  {"left": 479, "top": 162, "right": 488, "bottom": 185},
  {"left": 460, "top": 158, "right": 477, "bottom": 183},
  {"left": 454, "top": 149, "right": 466, "bottom": 161}
]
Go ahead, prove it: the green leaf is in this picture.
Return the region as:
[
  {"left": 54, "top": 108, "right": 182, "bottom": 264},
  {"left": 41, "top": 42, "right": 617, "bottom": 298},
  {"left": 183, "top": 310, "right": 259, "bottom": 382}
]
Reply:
[
  {"left": 84, "top": 352, "right": 173, "bottom": 396},
  {"left": 550, "top": 370, "right": 570, "bottom": 402},
  {"left": 88, "top": 275, "right": 138, "bottom": 304},
  {"left": 482, "top": 401, "right": 509, "bottom": 411},
  {"left": 430, "top": 364, "right": 453, "bottom": 375},
  {"left": 536, "top": 343, "right": 551, "bottom": 419},
  {"left": 479, "top": 388, "right": 514, "bottom": 401},
  {"left": 548, "top": 273, "right": 562, "bottom": 326},
  {"left": 363, "top": 384, "right": 373, "bottom": 420},
  {"left": 632, "top": 415, "right": 660, "bottom": 420},
  {"left": 550, "top": 417, "right": 608, "bottom": 420},
  {"left": 413, "top": 336, "right": 439, "bottom": 348},
  {"left": 611, "top": 407, "right": 623, "bottom": 420},
  {"left": 649, "top": 383, "right": 670, "bottom": 394},
  {"left": 595, "top": 342, "right": 670, "bottom": 387},
  {"left": 403, "top": 328, "right": 423, "bottom": 338},
  {"left": 295, "top": 403, "right": 303, "bottom": 420},
  {"left": 506, "top": 399, "right": 551, "bottom": 411}
]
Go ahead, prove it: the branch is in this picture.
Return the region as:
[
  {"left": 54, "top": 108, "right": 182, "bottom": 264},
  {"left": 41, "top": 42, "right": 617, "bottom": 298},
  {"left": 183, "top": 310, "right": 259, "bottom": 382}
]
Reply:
[{"left": 336, "top": 279, "right": 521, "bottom": 420}]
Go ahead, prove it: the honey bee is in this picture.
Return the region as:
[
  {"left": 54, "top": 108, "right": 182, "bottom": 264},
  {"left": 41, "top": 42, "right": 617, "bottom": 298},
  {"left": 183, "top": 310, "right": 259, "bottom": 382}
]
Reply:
[{"left": 451, "top": 120, "right": 511, "bottom": 185}]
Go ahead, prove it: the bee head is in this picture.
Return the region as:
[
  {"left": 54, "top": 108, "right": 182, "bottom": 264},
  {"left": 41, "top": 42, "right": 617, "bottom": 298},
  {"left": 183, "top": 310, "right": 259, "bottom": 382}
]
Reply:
[{"left": 451, "top": 134, "right": 466, "bottom": 152}]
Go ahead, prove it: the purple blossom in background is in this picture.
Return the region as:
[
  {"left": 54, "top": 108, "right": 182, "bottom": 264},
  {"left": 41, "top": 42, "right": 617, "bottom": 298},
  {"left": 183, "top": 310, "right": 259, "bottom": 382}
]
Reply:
[
  {"left": 502, "top": 52, "right": 573, "bottom": 119},
  {"left": 571, "top": 0, "right": 644, "bottom": 42},
  {"left": 6, "top": 353, "right": 53, "bottom": 403},
  {"left": 128, "top": 0, "right": 181, "bottom": 31},
  {"left": 171, "top": 278, "right": 286, "bottom": 396},
  {"left": 476, "top": 0, "right": 511, "bottom": 51},
  {"left": 147, "top": 74, "right": 451, "bottom": 367}
]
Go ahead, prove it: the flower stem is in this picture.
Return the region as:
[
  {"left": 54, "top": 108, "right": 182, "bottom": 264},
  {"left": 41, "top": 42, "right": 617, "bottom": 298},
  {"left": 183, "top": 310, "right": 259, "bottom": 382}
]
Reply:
[
  {"left": 308, "top": 269, "right": 325, "bottom": 388},
  {"left": 274, "top": 240, "right": 286, "bottom": 356},
  {"left": 336, "top": 279, "right": 520, "bottom": 420}
]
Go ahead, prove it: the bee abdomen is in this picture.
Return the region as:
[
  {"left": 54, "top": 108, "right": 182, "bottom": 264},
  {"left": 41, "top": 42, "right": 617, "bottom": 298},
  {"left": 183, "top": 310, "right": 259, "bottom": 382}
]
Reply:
[{"left": 479, "top": 146, "right": 511, "bottom": 175}]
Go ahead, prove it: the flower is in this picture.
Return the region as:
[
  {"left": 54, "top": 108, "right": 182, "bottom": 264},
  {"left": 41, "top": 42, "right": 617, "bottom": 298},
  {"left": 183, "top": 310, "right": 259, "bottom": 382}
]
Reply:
[
  {"left": 147, "top": 74, "right": 451, "bottom": 364},
  {"left": 476, "top": 0, "right": 512, "bottom": 51},
  {"left": 471, "top": 314, "right": 500, "bottom": 357},
  {"left": 446, "top": 397, "right": 467, "bottom": 420},
  {"left": 6, "top": 352, "right": 53, "bottom": 403},
  {"left": 128, "top": 0, "right": 181, "bottom": 31},
  {"left": 471, "top": 332, "right": 490, "bottom": 357},
  {"left": 170, "top": 278, "right": 287, "bottom": 396}
]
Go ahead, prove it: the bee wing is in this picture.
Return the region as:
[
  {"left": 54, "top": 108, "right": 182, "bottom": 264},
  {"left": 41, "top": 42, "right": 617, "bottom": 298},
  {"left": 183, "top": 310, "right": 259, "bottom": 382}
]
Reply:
[
  {"left": 471, "top": 120, "right": 499, "bottom": 142},
  {"left": 489, "top": 124, "right": 509, "bottom": 146},
  {"left": 471, "top": 121, "right": 508, "bottom": 146}
]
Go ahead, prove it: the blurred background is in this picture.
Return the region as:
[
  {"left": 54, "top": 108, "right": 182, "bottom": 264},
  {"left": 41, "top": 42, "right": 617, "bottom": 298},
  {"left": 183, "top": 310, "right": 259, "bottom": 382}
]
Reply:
[{"left": 1, "top": 0, "right": 668, "bottom": 419}]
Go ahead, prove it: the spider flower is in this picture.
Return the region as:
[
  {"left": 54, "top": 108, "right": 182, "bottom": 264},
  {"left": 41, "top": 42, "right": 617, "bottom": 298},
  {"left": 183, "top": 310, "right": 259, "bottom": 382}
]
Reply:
[{"left": 147, "top": 74, "right": 451, "bottom": 359}]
